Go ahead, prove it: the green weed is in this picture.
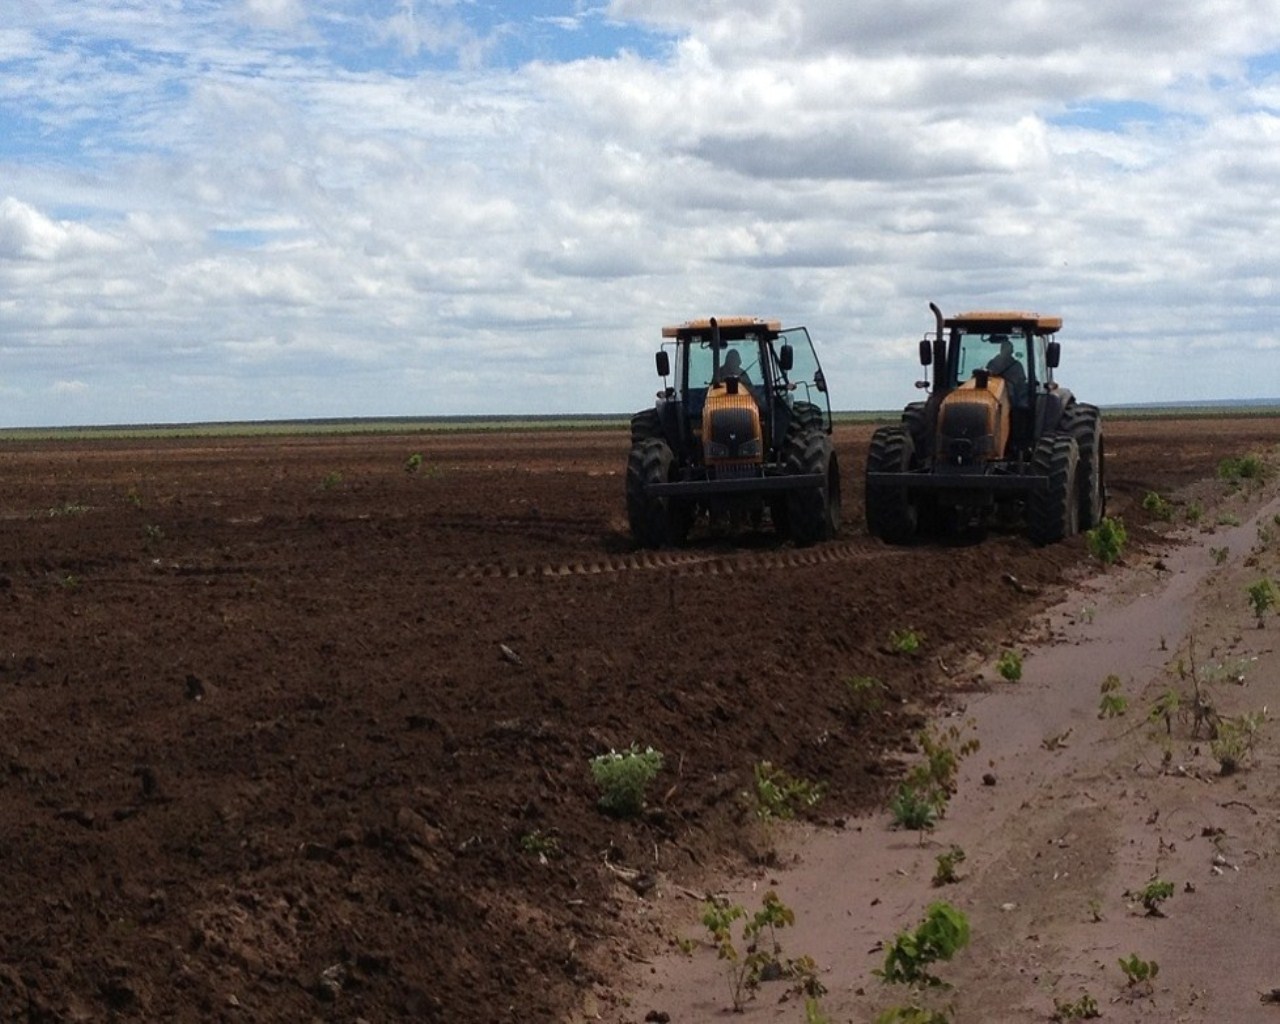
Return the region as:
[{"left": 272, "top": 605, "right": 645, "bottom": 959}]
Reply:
[
  {"left": 1211, "top": 710, "right": 1266, "bottom": 775},
  {"left": 1127, "top": 878, "right": 1174, "bottom": 917},
  {"left": 996, "top": 650, "right": 1023, "bottom": 682},
  {"left": 932, "top": 846, "right": 966, "bottom": 887},
  {"left": 889, "top": 628, "right": 923, "bottom": 655},
  {"left": 875, "top": 902, "right": 971, "bottom": 990},
  {"left": 589, "top": 744, "right": 663, "bottom": 817},
  {"left": 1142, "top": 491, "right": 1174, "bottom": 521},
  {"left": 1085, "top": 516, "right": 1127, "bottom": 565},
  {"left": 1247, "top": 579, "right": 1276, "bottom": 625},
  {"left": 1118, "top": 952, "right": 1159, "bottom": 992},
  {"left": 701, "top": 890, "right": 797, "bottom": 1011},
  {"left": 1052, "top": 992, "right": 1101, "bottom": 1020},
  {"left": 754, "top": 761, "right": 825, "bottom": 821},
  {"left": 1098, "top": 674, "right": 1127, "bottom": 718},
  {"left": 1218, "top": 453, "right": 1266, "bottom": 481}
]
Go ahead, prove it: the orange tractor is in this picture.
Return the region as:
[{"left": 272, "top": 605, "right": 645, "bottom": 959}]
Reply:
[
  {"left": 626, "top": 316, "right": 841, "bottom": 547},
  {"left": 864, "top": 304, "right": 1104, "bottom": 544}
]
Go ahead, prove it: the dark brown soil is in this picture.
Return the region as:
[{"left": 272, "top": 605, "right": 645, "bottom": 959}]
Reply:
[{"left": 1, "top": 417, "right": 1276, "bottom": 1022}]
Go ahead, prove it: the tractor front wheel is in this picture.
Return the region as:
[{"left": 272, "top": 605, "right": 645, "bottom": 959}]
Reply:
[
  {"left": 1026, "top": 432, "right": 1081, "bottom": 545},
  {"left": 785, "top": 429, "right": 840, "bottom": 546},
  {"left": 1063, "top": 403, "right": 1105, "bottom": 528},
  {"left": 625, "top": 438, "right": 677, "bottom": 548},
  {"left": 865, "top": 426, "right": 918, "bottom": 544}
]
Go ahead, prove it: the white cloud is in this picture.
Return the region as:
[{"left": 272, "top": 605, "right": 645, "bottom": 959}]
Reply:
[{"left": 2, "top": 1, "right": 1280, "bottom": 427}]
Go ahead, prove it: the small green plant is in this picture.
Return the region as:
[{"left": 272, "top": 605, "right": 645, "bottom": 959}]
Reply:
[
  {"left": 701, "top": 891, "right": 797, "bottom": 1012},
  {"left": 846, "top": 675, "right": 886, "bottom": 717},
  {"left": 518, "top": 829, "right": 562, "bottom": 859},
  {"left": 1148, "top": 688, "right": 1182, "bottom": 733},
  {"left": 143, "top": 523, "right": 164, "bottom": 542},
  {"left": 890, "top": 784, "right": 937, "bottom": 834},
  {"left": 1246, "top": 579, "right": 1276, "bottom": 626},
  {"left": 1219, "top": 453, "right": 1265, "bottom": 481},
  {"left": 1210, "top": 710, "right": 1266, "bottom": 774},
  {"left": 1052, "top": 992, "right": 1101, "bottom": 1020},
  {"left": 803, "top": 996, "right": 832, "bottom": 1024},
  {"left": 1210, "top": 545, "right": 1229, "bottom": 565},
  {"left": 1098, "top": 674, "right": 1127, "bottom": 718},
  {"left": 889, "top": 628, "right": 923, "bottom": 655},
  {"left": 1085, "top": 516, "right": 1127, "bottom": 565},
  {"left": 1218, "top": 511, "right": 1241, "bottom": 527},
  {"left": 47, "top": 503, "right": 90, "bottom": 517},
  {"left": 588, "top": 744, "right": 663, "bottom": 817},
  {"left": 320, "top": 471, "right": 343, "bottom": 490},
  {"left": 1079, "top": 604, "right": 1097, "bottom": 624},
  {"left": 57, "top": 573, "right": 80, "bottom": 591},
  {"left": 405, "top": 452, "right": 424, "bottom": 473},
  {"left": 1184, "top": 500, "right": 1203, "bottom": 525},
  {"left": 932, "top": 846, "right": 966, "bottom": 887},
  {"left": 125, "top": 488, "right": 143, "bottom": 509},
  {"left": 875, "top": 1007, "right": 953, "bottom": 1024},
  {"left": 1142, "top": 490, "right": 1174, "bottom": 521},
  {"left": 996, "top": 649, "right": 1023, "bottom": 682},
  {"left": 754, "top": 761, "right": 825, "bottom": 821},
  {"left": 1118, "top": 952, "right": 1159, "bottom": 992},
  {"left": 875, "top": 902, "right": 971, "bottom": 990},
  {"left": 1127, "top": 878, "right": 1174, "bottom": 917}
]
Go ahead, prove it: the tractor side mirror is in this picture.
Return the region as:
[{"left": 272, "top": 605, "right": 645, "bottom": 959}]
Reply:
[
  {"left": 814, "top": 368, "right": 827, "bottom": 394},
  {"left": 1046, "top": 341, "right": 1060, "bottom": 369},
  {"left": 779, "top": 343, "right": 794, "bottom": 372},
  {"left": 655, "top": 350, "right": 670, "bottom": 377},
  {"left": 918, "top": 339, "right": 932, "bottom": 366}
]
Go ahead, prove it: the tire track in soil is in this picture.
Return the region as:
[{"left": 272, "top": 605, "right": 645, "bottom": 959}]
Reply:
[{"left": 449, "top": 540, "right": 898, "bottom": 580}]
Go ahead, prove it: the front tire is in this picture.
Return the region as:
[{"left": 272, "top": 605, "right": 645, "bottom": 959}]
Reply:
[
  {"left": 865, "top": 426, "right": 918, "bottom": 544},
  {"left": 1063, "top": 403, "right": 1105, "bottom": 528},
  {"left": 1026, "top": 432, "right": 1080, "bottom": 545},
  {"left": 784, "top": 429, "right": 840, "bottom": 546},
  {"left": 625, "top": 438, "right": 676, "bottom": 548}
]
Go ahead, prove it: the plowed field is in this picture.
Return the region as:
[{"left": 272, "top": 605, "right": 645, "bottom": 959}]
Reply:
[{"left": 1, "top": 417, "right": 1277, "bottom": 1022}]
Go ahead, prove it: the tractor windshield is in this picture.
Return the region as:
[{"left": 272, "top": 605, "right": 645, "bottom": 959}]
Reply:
[
  {"left": 686, "top": 336, "right": 764, "bottom": 389},
  {"left": 955, "top": 329, "right": 1029, "bottom": 384}
]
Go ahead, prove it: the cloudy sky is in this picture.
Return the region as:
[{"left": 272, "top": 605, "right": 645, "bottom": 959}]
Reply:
[{"left": 3, "top": 1, "right": 1280, "bottom": 427}]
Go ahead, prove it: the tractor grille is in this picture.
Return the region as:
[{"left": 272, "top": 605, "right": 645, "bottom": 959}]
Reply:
[
  {"left": 939, "top": 403, "right": 995, "bottom": 464},
  {"left": 711, "top": 462, "right": 762, "bottom": 481}
]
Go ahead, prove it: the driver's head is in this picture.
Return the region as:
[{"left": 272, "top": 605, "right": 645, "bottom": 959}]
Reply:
[{"left": 724, "top": 348, "right": 742, "bottom": 371}]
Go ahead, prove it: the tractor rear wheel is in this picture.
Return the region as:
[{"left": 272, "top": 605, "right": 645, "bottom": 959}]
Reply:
[
  {"left": 1026, "top": 432, "right": 1081, "bottom": 545},
  {"left": 789, "top": 401, "right": 824, "bottom": 434},
  {"left": 625, "top": 438, "right": 677, "bottom": 548},
  {"left": 865, "top": 426, "right": 918, "bottom": 544},
  {"left": 629, "top": 408, "right": 662, "bottom": 446},
  {"left": 784, "top": 428, "right": 840, "bottom": 546},
  {"left": 901, "top": 401, "right": 928, "bottom": 450},
  {"left": 1063, "top": 403, "right": 1105, "bottom": 528}
]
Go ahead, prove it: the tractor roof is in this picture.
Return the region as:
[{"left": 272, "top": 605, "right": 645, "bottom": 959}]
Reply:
[
  {"left": 661, "top": 316, "right": 782, "bottom": 339},
  {"left": 946, "top": 310, "right": 1063, "bottom": 335}
]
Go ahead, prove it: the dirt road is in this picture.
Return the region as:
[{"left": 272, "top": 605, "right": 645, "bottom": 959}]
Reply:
[
  {"left": 0, "top": 417, "right": 1277, "bottom": 1022},
  {"left": 611, "top": 429, "right": 1280, "bottom": 1024}
]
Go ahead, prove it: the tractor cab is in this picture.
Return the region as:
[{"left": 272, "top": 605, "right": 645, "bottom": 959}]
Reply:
[
  {"left": 654, "top": 317, "right": 832, "bottom": 465},
  {"left": 918, "top": 310, "right": 1063, "bottom": 463},
  {"left": 626, "top": 316, "right": 840, "bottom": 548}
]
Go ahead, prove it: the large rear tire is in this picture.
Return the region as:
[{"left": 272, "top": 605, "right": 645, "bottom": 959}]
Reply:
[
  {"left": 1063, "top": 403, "right": 1105, "bottom": 528},
  {"left": 625, "top": 438, "right": 676, "bottom": 548},
  {"left": 1026, "top": 432, "right": 1080, "bottom": 545},
  {"left": 629, "top": 408, "right": 662, "bottom": 446},
  {"left": 784, "top": 428, "right": 840, "bottom": 546},
  {"left": 865, "top": 426, "right": 918, "bottom": 544}
]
